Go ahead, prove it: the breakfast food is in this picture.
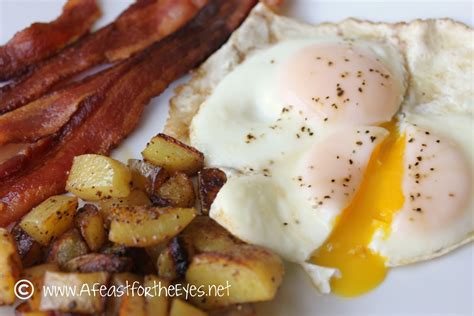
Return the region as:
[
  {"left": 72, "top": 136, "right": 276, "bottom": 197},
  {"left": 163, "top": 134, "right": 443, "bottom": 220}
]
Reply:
[
  {"left": 0, "top": 0, "right": 258, "bottom": 227},
  {"left": 0, "top": 0, "right": 207, "bottom": 114},
  {"left": 0, "top": 0, "right": 100, "bottom": 81},
  {"left": 166, "top": 4, "right": 473, "bottom": 297},
  {"left": 0, "top": 131, "right": 283, "bottom": 314}
]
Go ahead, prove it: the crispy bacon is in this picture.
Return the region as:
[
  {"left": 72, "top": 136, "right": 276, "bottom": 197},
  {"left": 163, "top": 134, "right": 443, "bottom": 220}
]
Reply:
[
  {"left": 0, "top": 0, "right": 100, "bottom": 81},
  {"left": 0, "top": 0, "right": 258, "bottom": 227},
  {"left": 0, "top": 67, "right": 120, "bottom": 146},
  {"left": 0, "top": 0, "right": 207, "bottom": 114}
]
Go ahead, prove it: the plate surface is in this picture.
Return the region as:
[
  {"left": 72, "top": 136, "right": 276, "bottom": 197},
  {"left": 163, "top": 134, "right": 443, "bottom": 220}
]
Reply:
[{"left": 0, "top": 1, "right": 472, "bottom": 315}]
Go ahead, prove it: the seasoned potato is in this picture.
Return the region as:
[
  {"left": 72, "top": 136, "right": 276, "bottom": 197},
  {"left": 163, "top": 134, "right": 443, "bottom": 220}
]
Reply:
[
  {"left": 75, "top": 204, "right": 106, "bottom": 251},
  {"left": 20, "top": 195, "right": 77, "bottom": 245},
  {"left": 40, "top": 271, "right": 109, "bottom": 314},
  {"left": 12, "top": 224, "right": 44, "bottom": 268},
  {"left": 152, "top": 171, "right": 196, "bottom": 207},
  {"left": 142, "top": 134, "right": 204, "bottom": 175},
  {"left": 157, "top": 237, "right": 192, "bottom": 280},
  {"left": 127, "top": 159, "right": 158, "bottom": 192},
  {"left": 169, "top": 299, "right": 207, "bottom": 316},
  {"left": 186, "top": 245, "right": 284, "bottom": 308},
  {"left": 64, "top": 253, "right": 132, "bottom": 273},
  {"left": 106, "top": 273, "right": 144, "bottom": 316},
  {"left": 100, "top": 189, "right": 151, "bottom": 225},
  {"left": 100, "top": 243, "right": 130, "bottom": 257},
  {"left": 21, "top": 263, "right": 59, "bottom": 311},
  {"left": 181, "top": 216, "right": 242, "bottom": 254},
  {"left": 66, "top": 154, "right": 132, "bottom": 201},
  {"left": 198, "top": 168, "right": 227, "bottom": 214},
  {"left": 109, "top": 206, "right": 196, "bottom": 247},
  {"left": 0, "top": 229, "right": 22, "bottom": 305},
  {"left": 143, "top": 275, "right": 170, "bottom": 316},
  {"left": 47, "top": 229, "right": 89, "bottom": 268}
]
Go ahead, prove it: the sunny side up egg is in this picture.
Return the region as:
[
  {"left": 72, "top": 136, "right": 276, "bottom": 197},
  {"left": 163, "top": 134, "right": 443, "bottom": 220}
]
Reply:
[{"left": 189, "top": 31, "right": 473, "bottom": 296}]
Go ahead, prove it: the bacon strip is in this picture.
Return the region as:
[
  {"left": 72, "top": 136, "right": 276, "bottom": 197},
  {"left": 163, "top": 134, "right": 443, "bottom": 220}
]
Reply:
[
  {"left": 0, "top": 67, "right": 121, "bottom": 146},
  {"left": 0, "top": 0, "right": 100, "bottom": 81},
  {"left": 0, "top": 0, "right": 207, "bottom": 114},
  {"left": 0, "top": 0, "right": 258, "bottom": 227}
]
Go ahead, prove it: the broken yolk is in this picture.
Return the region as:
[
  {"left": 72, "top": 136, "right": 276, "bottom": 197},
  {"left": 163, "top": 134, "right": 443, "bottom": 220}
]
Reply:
[{"left": 311, "top": 121, "right": 405, "bottom": 297}]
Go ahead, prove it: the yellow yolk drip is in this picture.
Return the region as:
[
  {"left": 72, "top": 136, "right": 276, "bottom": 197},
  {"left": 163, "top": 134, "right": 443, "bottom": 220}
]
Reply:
[{"left": 311, "top": 122, "right": 405, "bottom": 297}]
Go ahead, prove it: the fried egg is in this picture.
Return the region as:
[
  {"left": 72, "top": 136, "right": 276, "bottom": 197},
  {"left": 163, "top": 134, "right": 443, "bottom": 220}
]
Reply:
[{"left": 166, "top": 4, "right": 473, "bottom": 297}]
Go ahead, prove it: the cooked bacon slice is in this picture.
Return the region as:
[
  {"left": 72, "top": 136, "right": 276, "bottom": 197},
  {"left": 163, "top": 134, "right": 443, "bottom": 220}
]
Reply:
[
  {"left": 0, "top": 0, "right": 257, "bottom": 227},
  {"left": 0, "top": 0, "right": 207, "bottom": 114},
  {"left": 0, "top": 0, "right": 100, "bottom": 81},
  {"left": 0, "top": 68, "right": 120, "bottom": 146}
]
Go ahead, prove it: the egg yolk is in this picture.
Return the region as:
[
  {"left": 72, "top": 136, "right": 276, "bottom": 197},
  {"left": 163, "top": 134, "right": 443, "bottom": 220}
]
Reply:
[{"left": 311, "top": 121, "right": 405, "bottom": 297}]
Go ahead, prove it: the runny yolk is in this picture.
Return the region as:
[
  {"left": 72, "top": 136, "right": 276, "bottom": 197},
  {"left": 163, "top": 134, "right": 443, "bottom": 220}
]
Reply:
[{"left": 311, "top": 121, "right": 405, "bottom": 297}]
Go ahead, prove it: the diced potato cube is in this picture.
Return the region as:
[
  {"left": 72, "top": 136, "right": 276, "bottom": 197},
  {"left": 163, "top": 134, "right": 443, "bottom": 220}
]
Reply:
[
  {"left": 63, "top": 253, "right": 132, "bottom": 273},
  {"left": 109, "top": 206, "right": 196, "bottom": 247},
  {"left": 127, "top": 159, "right": 158, "bottom": 192},
  {"left": 66, "top": 154, "right": 132, "bottom": 201},
  {"left": 46, "top": 229, "right": 89, "bottom": 268},
  {"left": 100, "top": 189, "right": 151, "bottom": 225},
  {"left": 0, "top": 229, "right": 22, "bottom": 305},
  {"left": 142, "top": 134, "right": 204, "bottom": 175},
  {"left": 21, "top": 263, "right": 59, "bottom": 311},
  {"left": 143, "top": 275, "right": 169, "bottom": 316},
  {"left": 181, "top": 216, "right": 241, "bottom": 254},
  {"left": 198, "top": 168, "right": 227, "bottom": 214},
  {"left": 156, "top": 237, "right": 192, "bottom": 280},
  {"left": 152, "top": 171, "right": 196, "bottom": 208},
  {"left": 75, "top": 204, "right": 106, "bottom": 251},
  {"left": 186, "top": 245, "right": 284, "bottom": 308},
  {"left": 106, "top": 273, "right": 142, "bottom": 316},
  {"left": 40, "top": 271, "right": 109, "bottom": 314},
  {"left": 170, "top": 299, "right": 207, "bottom": 316},
  {"left": 118, "top": 291, "right": 146, "bottom": 316},
  {"left": 20, "top": 195, "right": 77, "bottom": 245},
  {"left": 11, "top": 224, "right": 44, "bottom": 268}
]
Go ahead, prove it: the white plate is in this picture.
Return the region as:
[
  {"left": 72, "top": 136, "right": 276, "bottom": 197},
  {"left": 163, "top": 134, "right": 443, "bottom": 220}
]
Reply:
[{"left": 0, "top": 1, "right": 472, "bottom": 315}]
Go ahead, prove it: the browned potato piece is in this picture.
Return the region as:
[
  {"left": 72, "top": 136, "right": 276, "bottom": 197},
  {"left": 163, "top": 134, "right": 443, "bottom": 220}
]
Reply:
[
  {"left": 143, "top": 275, "right": 169, "bottom": 316},
  {"left": 209, "top": 304, "right": 257, "bottom": 316},
  {"left": 63, "top": 253, "right": 132, "bottom": 273},
  {"left": 47, "top": 229, "right": 89, "bottom": 268},
  {"left": 0, "top": 229, "right": 22, "bottom": 305},
  {"left": 106, "top": 273, "right": 143, "bottom": 316},
  {"left": 119, "top": 293, "right": 146, "bottom": 316},
  {"left": 20, "top": 195, "right": 77, "bottom": 245},
  {"left": 152, "top": 171, "right": 196, "bottom": 208},
  {"left": 66, "top": 154, "right": 132, "bottom": 201},
  {"left": 142, "top": 134, "right": 204, "bottom": 175},
  {"left": 105, "top": 273, "right": 141, "bottom": 316},
  {"left": 181, "top": 216, "right": 242, "bottom": 254},
  {"left": 40, "top": 271, "right": 109, "bottom": 314},
  {"left": 100, "top": 189, "right": 152, "bottom": 225},
  {"left": 109, "top": 206, "right": 196, "bottom": 247},
  {"left": 21, "top": 263, "right": 59, "bottom": 311},
  {"left": 11, "top": 224, "right": 44, "bottom": 268},
  {"left": 127, "top": 159, "right": 159, "bottom": 192},
  {"left": 169, "top": 299, "right": 207, "bottom": 316},
  {"left": 186, "top": 245, "right": 284, "bottom": 308},
  {"left": 75, "top": 204, "right": 106, "bottom": 251},
  {"left": 156, "top": 237, "right": 192, "bottom": 280},
  {"left": 198, "top": 168, "right": 227, "bottom": 214}
]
